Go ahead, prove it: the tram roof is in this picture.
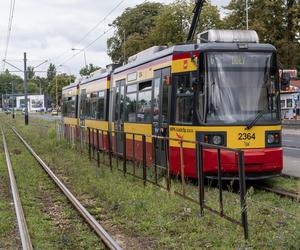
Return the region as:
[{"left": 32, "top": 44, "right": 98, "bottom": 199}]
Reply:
[
  {"left": 62, "top": 82, "right": 78, "bottom": 92},
  {"left": 113, "top": 43, "right": 276, "bottom": 74},
  {"left": 113, "top": 44, "right": 197, "bottom": 74},
  {"left": 197, "top": 42, "right": 276, "bottom": 52},
  {"left": 80, "top": 70, "right": 109, "bottom": 86}
]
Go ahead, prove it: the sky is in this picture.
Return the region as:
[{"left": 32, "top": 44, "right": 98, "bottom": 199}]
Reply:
[{"left": 0, "top": 0, "right": 230, "bottom": 77}]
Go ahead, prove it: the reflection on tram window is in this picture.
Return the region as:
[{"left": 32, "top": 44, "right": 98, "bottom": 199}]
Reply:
[
  {"left": 137, "top": 90, "right": 152, "bottom": 123},
  {"left": 125, "top": 93, "right": 137, "bottom": 122},
  {"left": 174, "top": 73, "right": 194, "bottom": 124},
  {"left": 63, "top": 95, "right": 77, "bottom": 118},
  {"left": 176, "top": 96, "right": 193, "bottom": 124}
]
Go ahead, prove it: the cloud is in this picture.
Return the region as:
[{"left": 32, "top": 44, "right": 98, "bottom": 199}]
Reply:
[{"left": 0, "top": 0, "right": 229, "bottom": 77}]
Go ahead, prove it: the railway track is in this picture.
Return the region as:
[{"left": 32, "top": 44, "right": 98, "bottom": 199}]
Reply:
[
  {"left": 1, "top": 124, "right": 122, "bottom": 250},
  {"left": 1, "top": 127, "right": 33, "bottom": 250},
  {"left": 254, "top": 185, "right": 300, "bottom": 201}
]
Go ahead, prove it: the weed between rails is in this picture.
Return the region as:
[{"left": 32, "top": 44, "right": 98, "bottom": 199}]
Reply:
[
  {"left": 2, "top": 126, "right": 104, "bottom": 249},
  {"left": 0, "top": 142, "right": 20, "bottom": 249},
  {"left": 3, "top": 115, "right": 300, "bottom": 249}
]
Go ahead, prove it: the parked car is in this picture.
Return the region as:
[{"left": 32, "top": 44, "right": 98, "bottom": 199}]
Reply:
[{"left": 51, "top": 109, "right": 58, "bottom": 116}]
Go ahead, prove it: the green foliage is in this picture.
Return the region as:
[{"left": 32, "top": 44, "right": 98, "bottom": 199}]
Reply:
[
  {"left": 47, "top": 63, "right": 56, "bottom": 81},
  {"left": 0, "top": 71, "right": 23, "bottom": 98},
  {"left": 224, "top": 0, "right": 300, "bottom": 69},
  {"left": 27, "top": 66, "right": 35, "bottom": 80},
  {"left": 107, "top": 2, "right": 164, "bottom": 64},
  {"left": 107, "top": 1, "right": 223, "bottom": 64},
  {"left": 79, "top": 63, "right": 101, "bottom": 76},
  {"left": 47, "top": 74, "right": 75, "bottom": 106}
]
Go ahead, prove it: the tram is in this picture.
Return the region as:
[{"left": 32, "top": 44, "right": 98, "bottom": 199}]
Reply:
[
  {"left": 62, "top": 28, "right": 282, "bottom": 179},
  {"left": 62, "top": 0, "right": 282, "bottom": 180}
]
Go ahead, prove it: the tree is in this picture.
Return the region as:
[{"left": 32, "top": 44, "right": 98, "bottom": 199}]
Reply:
[
  {"left": 47, "top": 63, "right": 56, "bottom": 81},
  {"left": 80, "top": 64, "right": 101, "bottom": 76},
  {"left": 223, "top": 0, "right": 300, "bottom": 69},
  {"left": 27, "top": 66, "right": 35, "bottom": 80},
  {"left": 107, "top": 2, "right": 163, "bottom": 64},
  {"left": 107, "top": 1, "right": 223, "bottom": 63},
  {"left": 47, "top": 74, "right": 75, "bottom": 106}
]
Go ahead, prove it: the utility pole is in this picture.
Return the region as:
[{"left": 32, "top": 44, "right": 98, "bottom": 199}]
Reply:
[
  {"left": 11, "top": 82, "right": 15, "bottom": 119},
  {"left": 246, "top": 0, "right": 249, "bottom": 30},
  {"left": 23, "top": 52, "right": 29, "bottom": 125}
]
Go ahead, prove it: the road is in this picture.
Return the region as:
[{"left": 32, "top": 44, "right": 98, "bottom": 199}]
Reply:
[
  {"left": 282, "top": 129, "right": 300, "bottom": 177},
  {"left": 30, "top": 113, "right": 62, "bottom": 122}
]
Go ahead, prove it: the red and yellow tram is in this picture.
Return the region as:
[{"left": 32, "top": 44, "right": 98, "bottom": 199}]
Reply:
[{"left": 62, "top": 30, "right": 283, "bottom": 179}]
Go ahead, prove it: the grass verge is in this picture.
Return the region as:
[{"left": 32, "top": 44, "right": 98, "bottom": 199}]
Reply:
[{"left": 2, "top": 114, "right": 300, "bottom": 249}]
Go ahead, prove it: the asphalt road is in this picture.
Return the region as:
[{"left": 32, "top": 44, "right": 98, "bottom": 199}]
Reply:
[
  {"left": 30, "top": 113, "right": 62, "bottom": 121},
  {"left": 282, "top": 129, "right": 300, "bottom": 177}
]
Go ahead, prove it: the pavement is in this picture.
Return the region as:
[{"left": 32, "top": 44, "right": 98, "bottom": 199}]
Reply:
[{"left": 282, "top": 129, "right": 300, "bottom": 177}]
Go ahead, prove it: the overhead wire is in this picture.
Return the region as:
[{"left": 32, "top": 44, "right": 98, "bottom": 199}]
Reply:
[
  {"left": 51, "top": 0, "right": 125, "bottom": 65},
  {"left": 2, "top": 0, "right": 16, "bottom": 71}
]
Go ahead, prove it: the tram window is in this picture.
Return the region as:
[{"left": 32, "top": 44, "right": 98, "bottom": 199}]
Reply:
[
  {"left": 137, "top": 90, "right": 152, "bottom": 123},
  {"left": 176, "top": 74, "right": 193, "bottom": 94},
  {"left": 127, "top": 84, "right": 137, "bottom": 93},
  {"left": 176, "top": 96, "right": 193, "bottom": 124},
  {"left": 153, "top": 78, "right": 160, "bottom": 123},
  {"left": 287, "top": 99, "right": 293, "bottom": 108},
  {"left": 125, "top": 93, "right": 137, "bottom": 122},
  {"left": 174, "top": 73, "right": 194, "bottom": 124},
  {"left": 139, "top": 81, "right": 152, "bottom": 91},
  {"left": 97, "top": 96, "right": 105, "bottom": 120}
]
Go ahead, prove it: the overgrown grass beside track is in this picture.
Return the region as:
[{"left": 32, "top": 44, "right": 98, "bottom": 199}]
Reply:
[
  {"left": 1, "top": 125, "right": 104, "bottom": 249},
  {"left": 0, "top": 143, "right": 20, "bottom": 249},
  {"left": 1, "top": 114, "right": 300, "bottom": 249}
]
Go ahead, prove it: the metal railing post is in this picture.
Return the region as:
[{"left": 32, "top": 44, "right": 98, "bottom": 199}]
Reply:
[
  {"left": 180, "top": 140, "right": 186, "bottom": 197},
  {"left": 132, "top": 134, "right": 136, "bottom": 176},
  {"left": 153, "top": 137, "right": 158, "bottom": 184},
  {"left": 196, "top": 143, "right": 204, "bottom": 216},
  {"left": 123, "top": 132, "right": 127, "bottom": 176},
  {"left": 238, "top": 151, "right": 249, "bottom": 240},
  {"left": 165, "top": 138, "right": 170, "bottom": 191},
  {"left": 88, "top": 127, "right": 91, "bottom": 160},
  {"left": 97, "top": 129, "right": 100, "bottom": 168},
  {"left": 142, "top": 135, "right": 147, "bottom": 186},
  {"left": 217, "top": 148, "right": 223, "bottom": 216},
  {"left": 107, "top": 130, "right": 113, "bottom": 171},
  {"left": 101, "top": 130, "right": 105, "bottom": 164}
]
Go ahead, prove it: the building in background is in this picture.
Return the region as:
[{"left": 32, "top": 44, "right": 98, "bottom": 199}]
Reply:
[{"left": 280, "top": 69, "right": 300, "bottom": 119}]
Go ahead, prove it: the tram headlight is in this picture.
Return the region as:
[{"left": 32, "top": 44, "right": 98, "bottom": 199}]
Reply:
[
  {"left": 266, "top": 131, "right": 281, "bottom": 146},
  {"left": 267, "top": 134, "right": 275, "bottom": 144},
  {"left": 212, "top": 135, "right": 222, "bottom": 145}
]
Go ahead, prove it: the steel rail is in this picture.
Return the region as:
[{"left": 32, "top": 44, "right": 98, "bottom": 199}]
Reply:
[
  {"left": 12, "top": 127, "right": 122, "bottom": 250},
  {"left": 1, "top": 127, "right": 33, "bottom": 250},
  {"left": 254, "top": 185, "right": 299, "bottom": 202}
]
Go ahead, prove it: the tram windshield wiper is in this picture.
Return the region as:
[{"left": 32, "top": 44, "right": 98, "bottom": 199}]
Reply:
[{"left": 245, "top": 109, "right": 267, "bottom": 130}]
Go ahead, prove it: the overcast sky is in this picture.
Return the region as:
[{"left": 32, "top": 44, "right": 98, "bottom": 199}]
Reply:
[{"left": 0, "top": 0, "right": 230, "bottom": 77}]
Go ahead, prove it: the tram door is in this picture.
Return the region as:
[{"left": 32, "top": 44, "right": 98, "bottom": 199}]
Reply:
[
  {"left": 152, "top": 67, "right": 171, "bottom": 167},
  {"left": 114, "top": 79, "right": 125, "bottom": 154}
]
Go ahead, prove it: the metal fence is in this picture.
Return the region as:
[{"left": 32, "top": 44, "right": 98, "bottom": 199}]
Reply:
[{"left": 57, "top": 123, "right": 249, "bottom": 240}]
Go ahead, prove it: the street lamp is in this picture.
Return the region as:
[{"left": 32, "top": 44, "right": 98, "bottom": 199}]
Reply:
[{"left": 71, "top": 48, "right": 87, "bottom": 68}]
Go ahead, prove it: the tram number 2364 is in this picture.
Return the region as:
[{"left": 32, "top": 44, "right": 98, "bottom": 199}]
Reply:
[{"left": 238, "top": 133, "right": 256, "bottom": 141}]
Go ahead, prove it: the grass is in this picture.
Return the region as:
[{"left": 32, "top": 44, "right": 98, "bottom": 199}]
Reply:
[
  {"left": 0, "top": 141, "right": 20, "bottom": 249},
  {"left": 1, "top": 114, "right": 300, "bottom": 249},
  {"left": 0, "top": 125, "right": 104, "bottom": 249}
]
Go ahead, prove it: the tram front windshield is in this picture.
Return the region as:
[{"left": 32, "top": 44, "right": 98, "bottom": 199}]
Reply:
[{"left": 205, "top": 52, "right": 279, "bottom": 125}]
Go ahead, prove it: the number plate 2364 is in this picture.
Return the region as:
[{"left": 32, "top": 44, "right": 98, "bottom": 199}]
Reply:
[{"left": 238, "top": 133, "right": 256, "bottom": 141}]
